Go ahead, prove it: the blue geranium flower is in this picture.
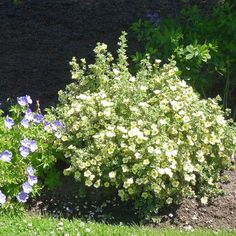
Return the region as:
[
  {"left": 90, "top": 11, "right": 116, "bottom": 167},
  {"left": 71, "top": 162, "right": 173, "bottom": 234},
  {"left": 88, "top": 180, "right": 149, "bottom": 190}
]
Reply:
[
  {"left": 4, "top": 116, "right": 14, "bottom": 129},
  {"left": 0, "top": 190, "right": 6, "bottom": 204},
  {"left": 0, "top": 150, "right": 13, "bottom": 162},
  {"left": 34, "top": 114, "right": 44, "bottom": 124},
  {"left": 28, "top": 175, "right": 38, "bottom": 186},
  {"left": 19, "top": 146, "right": 30, "bottom": 158},
  {"left": 25, "top": 108, "right": 34, "bottom": 121},
  {"left": 27, "top": 166, "right": 35, "bottom": 176},
  {"left": 51, "top": 120, "right": 64, "bottom": 131},
  {"left": 17, "top": 95, "right": 32, "bottom": 107},
  {"left": 22, "top": 182, "right": 33, "bottom": 194},
  {"left": 21, "top": 118, "right": 30, "bottom": 128},
  {"left": 16, "top": 191, "right": 29, "bottom": 203},
  {"left": 21, "top": 138, "right": 38, "bottom": 152},
  {"left": 147, "top": 12, "right": 161, "bottom": 25}
]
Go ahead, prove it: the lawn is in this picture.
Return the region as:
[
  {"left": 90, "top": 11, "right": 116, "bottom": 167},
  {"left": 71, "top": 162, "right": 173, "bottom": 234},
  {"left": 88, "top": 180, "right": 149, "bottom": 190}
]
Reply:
[{"left": 0, "top": 214, "right": 235, "bottom": 236}]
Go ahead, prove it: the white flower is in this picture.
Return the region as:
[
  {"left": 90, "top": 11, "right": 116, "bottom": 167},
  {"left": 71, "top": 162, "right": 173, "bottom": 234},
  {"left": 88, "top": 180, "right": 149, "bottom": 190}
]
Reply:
[
  {"left": 143, "top": 159, "right": 150, "bottom": 165},
  {"left": 139, "top": 102, "right": 149, "bottom": 108},
  {"left": 128, "top": 127, "right": 141, "bottom": 137},
  {"left": 165, "top": 150, "right": 178, "bottom": 157},
  {"left": 134, "top": 152, "right": 142, "bottom": 159},
  {"left": 140, "top": 85, "right": 148, "bottom": 91},
  {"left": 127, "top": 178, "right": 134, "bottom": 185},
  {"left": 164, "top": 168, "right": 173, "bottom": 177},
  {"left": 159, "top": 119, "right": 167, "bottom": 125},
  {"left": 147, "top": 146, "right": 154, "bottom": 154},
  {"left": 216, "top": 115, "right": 226, "bottom": 125},
  {"left": 103, "top": 109, "right": 111, "bottom": 117},
  {"left": 106, "top": 131, "right": 116, "bottom": 137},
  {"left": 101, "top": 100, "right": 114, "bottom": 107},
  {"left": 109, "top": 171, "right": 116, "bottom": 178},
  {"left": 84, "top": 170, "right": 91, "bottom": 177},
  {"left": 129, "top": 76, "right": 136, "bottom": 82},
  {"left": 113, "top": 68, "right": 120, "bottom": 75},
  {"left": 154, "top": 89, "right": 161, "bottom": 94},
  {"left": 170, "top": 85, "right": 177, "bottom": 91},
  {"left": 77, "top": 94, "right": 90, "bottom": 100},
  {"left": 117, "top": 126, "right": 128, "bottom": 133}
]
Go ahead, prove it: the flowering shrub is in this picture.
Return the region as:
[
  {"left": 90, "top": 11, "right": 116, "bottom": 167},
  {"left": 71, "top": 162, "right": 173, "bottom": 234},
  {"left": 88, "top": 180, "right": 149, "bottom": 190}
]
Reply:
[
  {"left": 53, "top": 33, "right": 236, "bottom": 216},
  {"left": 0, "top": 96, "right": 62, "bottom": 210}
]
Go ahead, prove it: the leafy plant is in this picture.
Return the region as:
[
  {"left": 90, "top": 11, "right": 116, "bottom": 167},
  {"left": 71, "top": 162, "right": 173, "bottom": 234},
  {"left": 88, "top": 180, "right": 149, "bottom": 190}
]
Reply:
[
  {"left": 52, "top": 33, "right": 236, "bottom": 218},
  {"left": 0, "top": 95, "right": 63, "bottom": 211},
  {"left": 132, "top": 1, "right": 236, "bottom": 117}
]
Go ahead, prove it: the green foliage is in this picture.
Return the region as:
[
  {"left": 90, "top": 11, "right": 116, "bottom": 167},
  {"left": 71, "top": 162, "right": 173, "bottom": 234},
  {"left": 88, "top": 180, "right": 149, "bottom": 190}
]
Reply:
[
  {"left": 52, "top": 33, "right": 236, "bottom": 217},
  {"left": 0, "top": 98, "right": 59, "bottom": 210},
  {"left": 132, "top": 1, "right": 236, "bottom": 116},
  {"left": 1, "top": 214, "right": 236, "bottom": 236}
]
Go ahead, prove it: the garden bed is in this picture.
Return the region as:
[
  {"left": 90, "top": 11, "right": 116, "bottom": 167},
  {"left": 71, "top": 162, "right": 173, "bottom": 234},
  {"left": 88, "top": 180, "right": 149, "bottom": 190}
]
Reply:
[{"left": 0, "top": 0, "right": 235, "bottom": 231}]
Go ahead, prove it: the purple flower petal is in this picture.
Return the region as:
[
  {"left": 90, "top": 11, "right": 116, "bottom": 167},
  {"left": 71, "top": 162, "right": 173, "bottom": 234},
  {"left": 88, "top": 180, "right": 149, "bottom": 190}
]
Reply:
[
  {"left": 29, "top": 140, "right": 37, "bottom": 152},
  {"left": 21, "top": 118, "right": 30, "bottom": 128},
  {"left": 147, "top": 12, "right": 161, "bottom": 25},
  {"left": 51, "top": 120, "right": 64, "bottom": 131},
  {"left": 17, "top": 95, "right": 32, "bottom": 107},
  {"left": 28, "top": 175, "right": 38, "bottom": 186},
  {"left": 0, "top": 150, "right": 13, "bottom": 162},
  {"left": 25, "top": 108, "right": 34, "bottom": 121},
  {"left": 19, "top": 146, "right": 30, "bottom": 158},
  {"left": 22, "top": 182, "right": 33, "bottom": 193},
  {"left": 21, "top": 138, "right": 31, "bottom": 148},
  {"left": 0, "top": 190, "right": 6, "bottom": 204},
  {"left": 4, "top": 116, "right": 14, "bottom": 129},
  {"left": 34, "top": 114, "right": 44, "bottom": 124},
  {"left": 16, "top": 191, "right": 29, "bottom": 203},
  {"left": 44, "top": 121, "right": 51, "bottom": 131},
  {"left": 27, "top": 166, "right": 35, "bottom": 176}
]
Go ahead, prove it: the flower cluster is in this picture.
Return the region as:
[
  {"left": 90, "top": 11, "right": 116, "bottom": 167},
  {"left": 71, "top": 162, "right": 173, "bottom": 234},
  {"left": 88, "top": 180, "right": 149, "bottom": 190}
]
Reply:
[
  {"left": 0, "top": 95, "right": 58, "bottom": 207},
  {"left": 17, "top": 166, "right": 37, "bottom": 203},
  {"left": 54, "top": 33, "right": 236, "bottom": 215},
  {"left": 19, "top": 138, "right": 38, "bottom": 158}
]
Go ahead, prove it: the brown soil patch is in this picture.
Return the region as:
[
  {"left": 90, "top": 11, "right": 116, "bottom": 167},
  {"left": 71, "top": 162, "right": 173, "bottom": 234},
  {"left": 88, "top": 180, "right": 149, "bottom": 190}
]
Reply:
[{"left": 159, "top": 162, "right": 236, "bottom": 230}]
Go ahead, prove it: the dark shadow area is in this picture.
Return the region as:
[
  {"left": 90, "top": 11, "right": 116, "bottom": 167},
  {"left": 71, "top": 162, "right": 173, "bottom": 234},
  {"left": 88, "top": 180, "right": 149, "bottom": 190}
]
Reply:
[{"left": 0, "top": 0, "right": 216, "bottom": 110}]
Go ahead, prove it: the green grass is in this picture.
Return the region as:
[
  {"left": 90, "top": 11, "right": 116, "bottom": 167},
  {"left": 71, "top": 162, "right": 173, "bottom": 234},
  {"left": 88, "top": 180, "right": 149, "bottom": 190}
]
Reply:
[{"left": 0, "top": 214, "right": 235, "bottom": 236}]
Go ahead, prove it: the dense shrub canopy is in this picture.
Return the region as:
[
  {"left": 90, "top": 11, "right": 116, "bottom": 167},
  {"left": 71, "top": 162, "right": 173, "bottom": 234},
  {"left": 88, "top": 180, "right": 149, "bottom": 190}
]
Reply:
[{"left": 53, "top": 33, "right": 236, "bottom": 216}]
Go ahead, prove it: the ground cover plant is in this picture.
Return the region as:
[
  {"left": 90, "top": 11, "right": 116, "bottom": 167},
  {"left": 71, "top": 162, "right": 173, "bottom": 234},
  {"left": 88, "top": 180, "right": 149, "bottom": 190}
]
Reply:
[
  {"left": 51, "top": 32, "right": 236, "bottom": 219},
  {"left": 132, "top": 0, "right": 236, "bottom": 116},
  {"left": 0, "top": 96, "right": 63, "bottom": 211}
]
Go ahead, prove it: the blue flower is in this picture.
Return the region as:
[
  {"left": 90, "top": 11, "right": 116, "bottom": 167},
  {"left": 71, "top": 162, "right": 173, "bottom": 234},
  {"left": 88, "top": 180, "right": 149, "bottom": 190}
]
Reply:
[
  {"left": 17, "top": 95, "right": 32, "bottom": 107},
  {"left": 16, "top": 191, "right": 29, "bottom": 203},
  {"left": 22, "top": 182, "right": 33, "bottom": 194},
  {"left": 51, "top": 120, "right": 64, "bottom": 131},
  {"left": 34, "top": 114, "right": 44, "bottom": 124},
  {"left": 147, "top": 12, "right": 161, "bottom": 25},
  {"left": 28, "top": 175, "right": 38, "bottom": 186},
  {"left": 21, "top": 138, "right": 38, "bottom": 152},
  {"left": 44, "top": 121, "right": 51, "bottom": 131},
  {"left": 21, "top": 118, "right": 30, "bottom": 128},
  {"left": 27, "top": 166, "right": 35, "bottom": 176},
  {"left": 0, "top": 190, "right": 6, "bottom": 204},
  {"left": 25, "top": 108, "right": 34, "bottom": 121},
  {"left": 29, "top": 140, "right": 37, "bottom": 152},
  {"left": 4, "top": 116, "right": 14, "bottom": 129},
  {"left": 19, "top": 146, "right": 30, "bottom": 158},
  {"left": 0, "top": 150, "right": 13, "bottom": 162}
]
